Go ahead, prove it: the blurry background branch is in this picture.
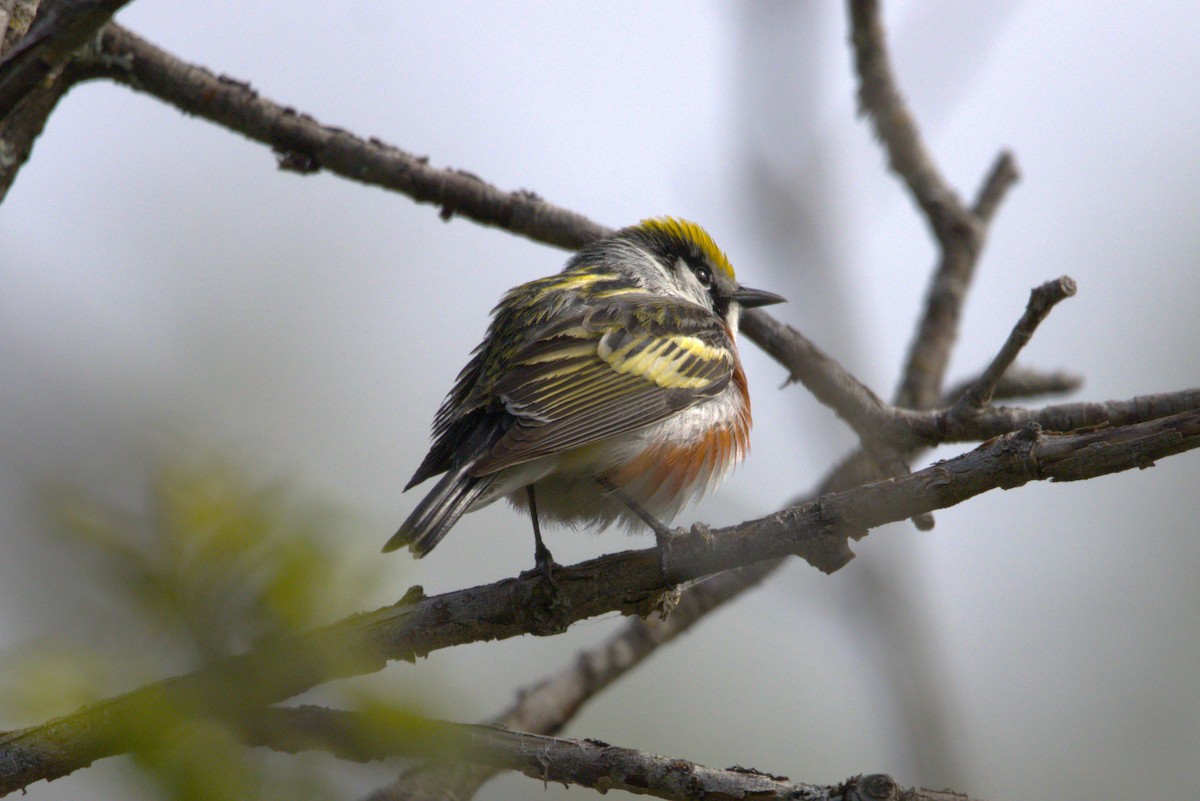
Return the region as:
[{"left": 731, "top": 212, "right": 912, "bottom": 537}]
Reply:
[
  {"left": 370, "top": 561, "right": 780, "bottom": 801},
  {"left": 850, "top": 0, "right": 1020, "bottom": 412},
  {"left": 244, "top": 706, "right": 986, "bottom": 801}
]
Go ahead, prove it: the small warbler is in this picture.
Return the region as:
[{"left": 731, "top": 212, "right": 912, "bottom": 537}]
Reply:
[{"left": 385, "top": 217, "right": 784, "bottom": 575}]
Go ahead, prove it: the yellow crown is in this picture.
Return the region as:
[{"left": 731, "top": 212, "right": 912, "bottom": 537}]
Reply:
[{"left": 635, "top": 217, "right": 736, "bottom": 281}]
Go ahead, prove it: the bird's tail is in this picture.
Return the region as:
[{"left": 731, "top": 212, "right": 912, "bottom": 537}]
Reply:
[{"left": 384, "top": 464, "right": 495, "bottom": 556}]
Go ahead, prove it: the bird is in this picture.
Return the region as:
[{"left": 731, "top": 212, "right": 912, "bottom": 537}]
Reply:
[{"left": 384, "top": 217, "right": 784, "bottom": 577}]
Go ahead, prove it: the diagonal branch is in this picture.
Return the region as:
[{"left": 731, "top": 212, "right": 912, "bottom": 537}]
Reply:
[
  {"left": 83, "top": 24, "right": 610, "bottom": 251},
  {"left": 940, "top": 365, "right": 1081, "bottom": 406},
  {"left": 955, "top": 275, "right": 1080, "bottom": 412},
  {"left": 3, "top": 404, "right": 1199, "bottom": 795},
  {"left": 849, "top": 0, "right": 963, "bottom": 238},
  {"left": 948, "top": 276, "right": 1076, "bottom": 416}
]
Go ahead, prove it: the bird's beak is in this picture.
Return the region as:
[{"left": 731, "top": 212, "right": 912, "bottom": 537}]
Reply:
[{"left": 731, "top": 285, "right": 786, "bottom": 308}]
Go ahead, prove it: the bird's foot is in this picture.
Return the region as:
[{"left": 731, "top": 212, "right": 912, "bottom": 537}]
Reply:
[
  {"left": 654, "top": 525, "right": 687, "bottom": 587},
  {"left": 520, "top": 540, "right": 561, "bottom": 588}
]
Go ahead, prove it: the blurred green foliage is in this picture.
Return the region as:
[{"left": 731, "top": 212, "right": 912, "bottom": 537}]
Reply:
[
  {"left": 0, "top": 460, "right": 435, "bottom": 800},
  {"left": 50, "top": 461, "right": 380, "bottom": 660}
]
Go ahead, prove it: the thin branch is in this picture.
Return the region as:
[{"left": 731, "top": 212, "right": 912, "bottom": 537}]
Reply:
[
  {"left": 83, "top": 24, "right": 610, "bottom": 251},
  {"left": 849, "top": 0, "right": 1021, "bottom": 410},
  {"left": 745, "top": 277, "right": 1104, "bottom": 455},
  {"left": 0, "top": 0, "right": 58, "bottom": 202},
  {"left": 849, "top": 0, "right": 962, "bottom": 238},
  {"left": 940, "top": 365, "right": 1081, "bottom": 406},
  {"left": 246, "top": 707, "right": 980, "bottom": 801},
  {"left": 741, "top": 308, "right": 892, "bottom": 440},
  {"left": 0, "top": 69, "right": 67, "bottom": 197},
  {"left": 971, "top": 150, "right": 1020, "bottom": 223},
  {"left": 916, "top": 389, "right": 1200, "bottom": 444},
  {"left": 0, "top": 0, "right": 130, "bottom": 121},
  {"left": 3, "top": 404, "right": 1199, "bottom": 795},
  {"left": 949, "top": 276, "right": 1077, "bottom": 415}
]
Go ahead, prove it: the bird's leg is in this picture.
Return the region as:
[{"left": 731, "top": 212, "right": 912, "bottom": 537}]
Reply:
[
  {"left": 592, "top": 475, "right": 678, "bottom": 582},
  {"left": 526, "top": 484, "right": 558, "bottom": 584}
]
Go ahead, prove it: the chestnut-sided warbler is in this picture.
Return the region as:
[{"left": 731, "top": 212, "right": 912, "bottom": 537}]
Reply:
[{"left": 385, "top": 217, "right": 784, "bottom": 576}]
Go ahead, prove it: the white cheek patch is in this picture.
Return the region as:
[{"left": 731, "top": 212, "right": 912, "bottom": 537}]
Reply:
[{"left": 672, "top": 258, "right": 714, "bottom": 309}]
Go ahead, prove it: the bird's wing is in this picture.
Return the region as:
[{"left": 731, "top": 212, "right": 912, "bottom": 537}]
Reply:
[{"left": 469, "top": 298, "right": 735, "bottom": 476}]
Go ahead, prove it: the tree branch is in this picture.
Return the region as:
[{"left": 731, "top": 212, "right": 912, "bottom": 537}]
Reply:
[
  {"left": 850, "top": 0, "right": 1020, "bottom": 411},
  {"left": 372, "top": 561, "right": 781, "bottom": 801},
  {"left": 0, "top": 0, "right": 130, "bottom": 121},
  {"left": 949, "top": 276, "right": 1077, "bottom": 415},
  {"left": 82, "top": 23, "right": 609, "bottom": 251},
  {"left": 940, "top": 365, "right": 1081, "bottom": 405},
  {"left": 849, "top": 0, "right": 963, "bottom": 238},
  {"left": 0, "top": 11, "right": 1183, "bottom": 801},
  {"left": 0, "top": 65, "right": 70, "bottom": 198},
  {"left": 3, "top": 404, "right": 1199, "bottom": 795},
  {"left": 244, "top": 706, "right": 981, "bottom": 801}
]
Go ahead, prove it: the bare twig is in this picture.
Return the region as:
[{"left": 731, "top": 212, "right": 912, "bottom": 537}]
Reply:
[
  {"left": 4, "top": 405, "right": 1200, "bottom": 795},
  {"left": 940, "top": 365, "right": 1081, "bottom": 406},
  {"left": 971, "top": 150, "right": 1021, "bottom": 223},
  {"left": 247, "top": 707, "right": 981, "bottom": 801},
  {"left": 741, "top": 309, "right": 893, "bottom": 439},
  {"left": 949, "top": 276, "right": 1077, "bottom": 416}
]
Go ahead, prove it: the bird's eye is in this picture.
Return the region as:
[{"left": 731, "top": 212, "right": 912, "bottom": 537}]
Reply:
[{"left": 693, "top": 264, "right": 713, "bottom": 287}]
